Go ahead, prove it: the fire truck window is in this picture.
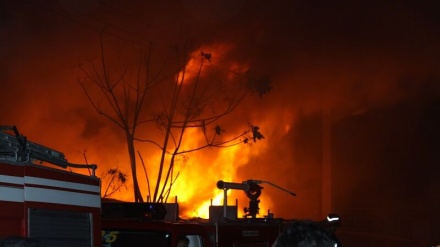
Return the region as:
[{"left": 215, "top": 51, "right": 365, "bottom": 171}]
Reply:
[
  {"left": 181, "top": 235, "right": 203, "bottom": 247},
  {"left": 102, "top": 230, "right": 171, "bottom": 247}
]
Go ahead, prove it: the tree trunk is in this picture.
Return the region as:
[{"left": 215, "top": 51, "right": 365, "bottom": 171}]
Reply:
[{"left": 125, "top": 132, "right": 143, "bottom": 202}]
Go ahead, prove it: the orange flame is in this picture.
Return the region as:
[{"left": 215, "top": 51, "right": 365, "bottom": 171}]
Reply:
[{"left": 86, "top": 42, "right": 277, "bottom": 219}]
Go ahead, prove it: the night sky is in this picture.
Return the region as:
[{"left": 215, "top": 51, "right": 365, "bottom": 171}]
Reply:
[{"left": 1, "top": 0, "right": 440, "bottom": 245}]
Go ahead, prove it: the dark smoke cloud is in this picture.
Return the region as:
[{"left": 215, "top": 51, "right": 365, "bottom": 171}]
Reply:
[{"left": 1, "top": 0, "right": 440, "bottom": 227}]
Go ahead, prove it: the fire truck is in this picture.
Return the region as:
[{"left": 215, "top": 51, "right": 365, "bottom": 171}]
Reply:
[
  {"left": 101, "top": 180, "right": 341, "bottom": 247},
  {"left": 0, "top": 126, "right": 101, "bottom": 247}
]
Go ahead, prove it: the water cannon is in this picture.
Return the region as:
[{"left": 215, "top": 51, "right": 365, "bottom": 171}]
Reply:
[
  {"left": 217, "top": 180, "right": 250, "bottom": 191},
  {"left": 217, "top": 179, "right": 296, "bottom": 220},
  {"left": 217, "top": 180, "right": 263, "bottom": 200}
]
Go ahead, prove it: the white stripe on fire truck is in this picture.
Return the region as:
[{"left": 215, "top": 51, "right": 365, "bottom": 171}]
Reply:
[
  {"left": 0, "top": 175, "right": 100, "bottom": 207},
  {"left": 0, "top": 183, "right": 100, "bottom": 208},
  {"left": 25, "top": 176, "right": 100, "bottom": 194},
  {"left": 25, "top": 187, "right": 101, "bottom": 208},
  {"left": 0, "top": 175, "right": 100, "bottom": 194},
  {"left": 0, "top": 186, "right": 24, "bottom": 202},
  {"left": 0, "top": 174, "right": 24, "bottom": 185}
]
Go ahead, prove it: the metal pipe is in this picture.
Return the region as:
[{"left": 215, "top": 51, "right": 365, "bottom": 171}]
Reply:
[{"left": 217, "top": 180, "right": 250, "bottom": 191}]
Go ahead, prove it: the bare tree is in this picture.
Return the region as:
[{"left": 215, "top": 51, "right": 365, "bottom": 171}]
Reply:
[
  {"left": 79, "top": 38, "right": 271, "bottom": 203},
  {"left": 144, "top": 50, "right": 269, "bottom": 202},
  {"left": 78, "top": 37, "right": 170, "bottom": 202},
  {"left": 101, "top": 167, "right": 128, "bottom": 198}
]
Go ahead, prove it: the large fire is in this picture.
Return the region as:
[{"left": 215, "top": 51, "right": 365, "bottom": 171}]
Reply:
[
  {"left": 3, "top": 2, "right": 440, "bottom": 244},
  {"left": 91, "top": 43, "right": 273, "bottom": 219}
]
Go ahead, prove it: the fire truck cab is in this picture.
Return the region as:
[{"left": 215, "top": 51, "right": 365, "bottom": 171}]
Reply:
[{"left": 0, "top": 126, "right": 101, "bottom": 247}]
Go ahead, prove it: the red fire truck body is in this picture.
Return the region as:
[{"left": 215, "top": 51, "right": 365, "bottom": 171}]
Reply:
[
  {"left": 102, "top": 219, "right": 211, "bottom": 247},
  {"left": 101, "top": 204, "right": 283, "bottom": 247},
  {"left": 199, "top": 220, "right": 283, "bottom": 247},
  {"left": 102, "top": 218, "right": 284, "bottom": 247},
  {"left": 1, "top": 126, "right": 340, "bottom": 246},
  {"left": 0, "top": 126, "right": 101, "bottom": 247},
  {"left": 101, "top": 180, "right": 340, "bottom": 247},
  {"left": 101, "top": 201, "right": 334, "bottom": 247}
]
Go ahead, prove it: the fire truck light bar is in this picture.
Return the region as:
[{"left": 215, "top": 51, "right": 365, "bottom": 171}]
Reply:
[
  {"left": 1, "top": 126, "right": 65, "bottom": 162},
  {"left": 0, "top": 125, "right": 97, "bottom": 174}
]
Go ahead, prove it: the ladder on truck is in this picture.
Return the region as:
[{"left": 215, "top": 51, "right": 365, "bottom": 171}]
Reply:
[{"left": 0, "top": 125, "right": 97, "bottom": 175}]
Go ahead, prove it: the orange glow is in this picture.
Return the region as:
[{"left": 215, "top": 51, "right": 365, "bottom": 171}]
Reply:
[
  {"left": 177, "top": 55, "right": 200, "bottom": 85},
  {"left": 135, "top": 43, "right": 266, "bottom": 218},
  {"left": 4, "top": 1, "right": 439, "bottom": 245},
  {"left": 93, "top": 105, "right": 294, "bottom": 219},
  {"left": 97, "top": 119, "right": 274, "bottom": 219},
  {"left": 4, "top": 35, "right": 342, "bottom": 221},
  {"left": 177, "top": 43, "right": 249, "bottom": 86},
  {"left": 169, "top": 129, "right": 251, "bottom": 218}
]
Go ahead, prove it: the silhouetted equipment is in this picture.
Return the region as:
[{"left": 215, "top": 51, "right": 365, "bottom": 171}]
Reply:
[
  {"left": 209, "top": 203, "right": 238, "bottom": 222},
  {"left": 243, "top": 180, "right": 262, "bottom": 219},
  {"left": 102, "top": 202, "right": 168, "bottom": 221},
  {"left": 216, "top": 179, "right": 297, "bottom": 220},
  {"left": 0, "top": 125, "right": 97, "bottom": 175},
  {"left": 216, "top": 180, "right": 250, "bottom": 191},
  {"left": 100, "top": 181, "right": 340, "bottom": 247}
]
